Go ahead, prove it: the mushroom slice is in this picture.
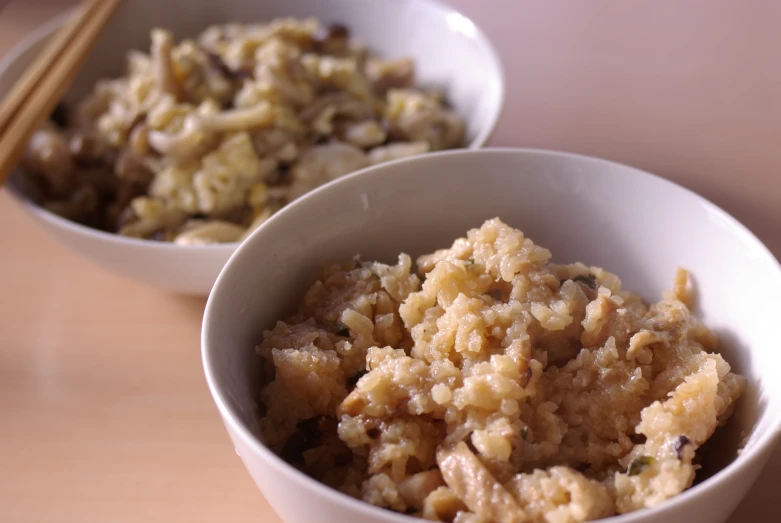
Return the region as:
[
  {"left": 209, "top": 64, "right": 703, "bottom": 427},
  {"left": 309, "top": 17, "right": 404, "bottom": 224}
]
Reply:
[
  {"left": 198, "top": 102, "right": 275, "bottom": 133},
  {"left": 150, "top": 28, "right": 181, "bottom": 98},
  {"left": 147, "top": 115, "right": 209, "bottom": 160},
  {"left": 22, "top": 127, "right": 76, "bottom": 194},
  {"left": 436, "top": 442, "right": 526, "bottom": 523}
]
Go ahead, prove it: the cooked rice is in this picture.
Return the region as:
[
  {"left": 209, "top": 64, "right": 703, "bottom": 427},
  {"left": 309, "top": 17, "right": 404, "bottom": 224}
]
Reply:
[
  {"left": 256, "top": 218, "right": 745, "bottom": 522},
  {"left": 20, "top": 19, "right": 465, "bottom": 245}
]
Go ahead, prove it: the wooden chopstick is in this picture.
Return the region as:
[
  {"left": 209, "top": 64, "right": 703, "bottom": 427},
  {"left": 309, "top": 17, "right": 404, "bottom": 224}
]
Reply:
[
  {"left": 0, "top": 0, "right": 107, "bottom": 135},
  {"left": 0, "top": 0, "right": 121, "bottom": 186}
]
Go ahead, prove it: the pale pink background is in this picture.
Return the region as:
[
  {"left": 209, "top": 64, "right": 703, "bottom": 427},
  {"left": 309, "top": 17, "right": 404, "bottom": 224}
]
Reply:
[
  {"left": 0, "top": 1, "right": 778, "bottom": 522},
  {"left": 446, "top": 0, "right": 781, "bottom": 258}
]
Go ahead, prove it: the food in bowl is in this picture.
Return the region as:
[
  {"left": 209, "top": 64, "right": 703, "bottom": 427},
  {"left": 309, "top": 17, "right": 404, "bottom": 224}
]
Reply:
[
  {"left": 18, "top": 18, "right": 465, "bottom": 245},
  {"left": 256, "top": 218, "right": 745, "bottom": 522}
]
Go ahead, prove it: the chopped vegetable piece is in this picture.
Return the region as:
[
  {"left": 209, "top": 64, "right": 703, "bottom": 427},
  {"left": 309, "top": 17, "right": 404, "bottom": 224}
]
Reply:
[
  {"left": 336, "top": 323, "right": 350, "bottom": 337},
  {"left": 627, "top": 456, "right": 655, "bottom": 476},
  {"left": 573, "top": 274, "right": 597, "bottom": 290},
  {"left": 674, "top": 435, "right": 692, "bottom": 459}
]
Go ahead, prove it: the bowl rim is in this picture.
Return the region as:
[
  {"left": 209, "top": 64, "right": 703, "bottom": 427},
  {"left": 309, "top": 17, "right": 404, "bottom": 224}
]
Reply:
[
  {"left": 0, "top": 0, "right": 505, "bottom": 251},
  {"left": 202, "top": 147, "right": 781, "bottom": 523}
]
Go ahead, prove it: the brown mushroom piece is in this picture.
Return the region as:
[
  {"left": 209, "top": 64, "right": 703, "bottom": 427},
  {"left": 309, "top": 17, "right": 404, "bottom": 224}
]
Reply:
[
  {"left": 433, "top": 109, "right": 467, "bottom": 150},
  {"left": 184, "top": 49, "right": 236, "bottom": 105},
  {"left": 44, "top": 184, "right": 99, "bottom": 224},
  {"left": 22, "top": 128, "right": 76, "bottom": 195},
  {"left": 313, "top": 23, "right": 352, "bottom": 56},
  {"left": 49, "top": 102, "right": 69, "bottom": 128},
  {"left": 115, "top": 149, "right": 154, "bottom": 185},
  {"left": 128, "top": 123, "right": 151, "bottom": 157},
  {"left": 69, "top": 132, "right": 115, "bottom": 166},
  {"left": 150, "top": 28, "right": 181, "bottom": 98},
  {"left": 107, "top": 180, "right": 147, "bottom": 230},
  {"left": 436, "top": 442, "right": 526, "bottom": 523}
]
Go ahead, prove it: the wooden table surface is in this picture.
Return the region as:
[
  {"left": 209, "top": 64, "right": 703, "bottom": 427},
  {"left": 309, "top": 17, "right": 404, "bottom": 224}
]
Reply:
[{"left": 0, "top": 1, "right": 778, "bottom": 522}]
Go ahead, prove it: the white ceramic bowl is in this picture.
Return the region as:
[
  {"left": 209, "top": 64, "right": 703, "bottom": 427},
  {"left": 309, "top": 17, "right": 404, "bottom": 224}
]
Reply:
[
  {"left": 203, "top": 148, "right": 781, "bottom": 523},
  {"left": 0, "top": 0, "right": 504, "bottom": 295}
]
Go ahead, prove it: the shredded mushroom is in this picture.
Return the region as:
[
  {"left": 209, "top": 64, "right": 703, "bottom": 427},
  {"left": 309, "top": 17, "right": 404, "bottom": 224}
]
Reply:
[
  {"left": 437, "top": 443, "right": 526, "bottom": 523},
  {"left": 21, "top": 19, "right": 466, "bottom": 242},
  {"left": 147, "top": 115, "right": 210, "bottom": 159},
  {"left": 150, "top": 29, "right": 180, "bottom": 98},
  {"left": 198, "top": 101, "right": 275, "bottom": 132}
]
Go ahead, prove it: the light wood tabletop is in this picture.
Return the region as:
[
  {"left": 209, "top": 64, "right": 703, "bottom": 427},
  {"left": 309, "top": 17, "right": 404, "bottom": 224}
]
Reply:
[{"left": 0, "top": 1, "right": 778, "bottom": 522}]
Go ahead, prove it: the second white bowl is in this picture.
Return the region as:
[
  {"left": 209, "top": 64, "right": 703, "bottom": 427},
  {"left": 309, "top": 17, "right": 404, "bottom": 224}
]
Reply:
[
  {"left": 0, "top": 0, "right": 504, "bottom": 295},
  {"left": 203, "top": 148, "right": 781, "bottom": 523}
]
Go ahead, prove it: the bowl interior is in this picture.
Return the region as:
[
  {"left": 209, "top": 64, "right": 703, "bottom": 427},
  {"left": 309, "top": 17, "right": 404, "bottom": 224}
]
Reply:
[{"left": 204, "top": 149, "right": 781, "bottom": 491}]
